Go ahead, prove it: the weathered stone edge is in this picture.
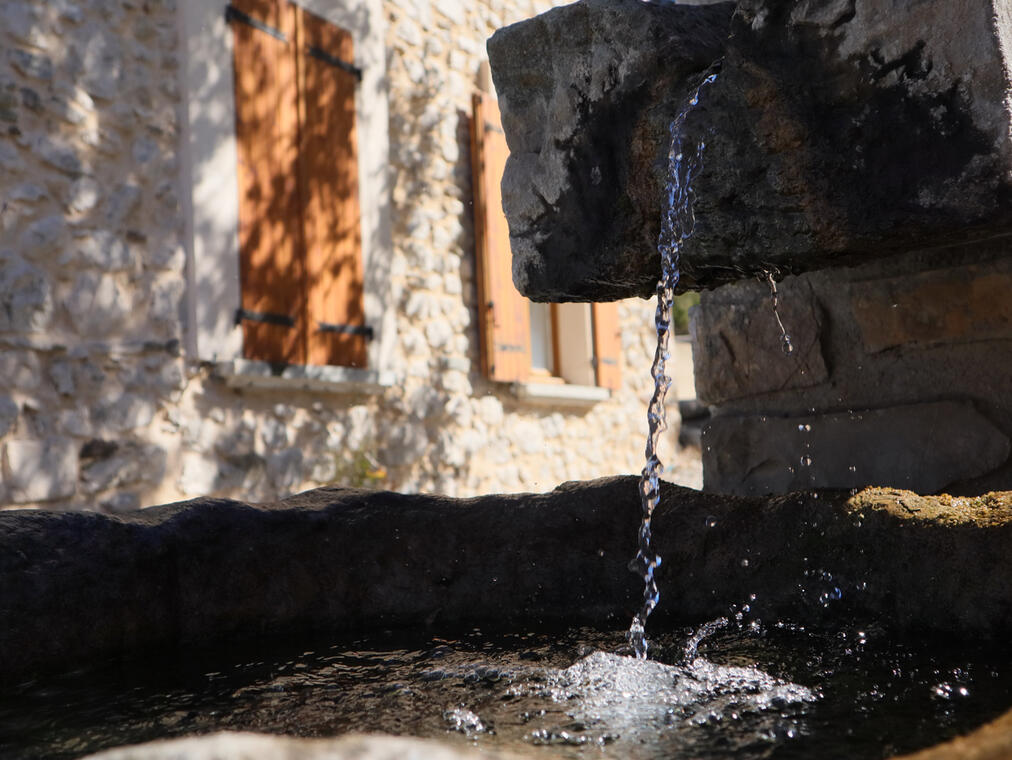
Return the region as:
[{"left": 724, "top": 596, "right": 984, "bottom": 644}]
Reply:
[
  {"left": 81, "top": 731, "right": 525, "bottom": 760},
  {"left": 76, "top": 708, "right": 1012, "bottom": 760},
  {"left": 893, "top": 706, "right": 1012, "bottom": 760}
]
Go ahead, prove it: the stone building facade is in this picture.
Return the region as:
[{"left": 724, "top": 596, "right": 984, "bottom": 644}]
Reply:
[{"left": 0, "top": 0, "right": 690, "bottom": 511}]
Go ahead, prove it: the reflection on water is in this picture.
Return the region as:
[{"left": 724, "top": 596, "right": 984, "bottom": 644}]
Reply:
[{"left": 1, "top": 622, "right": 1010, "bottom": 760}]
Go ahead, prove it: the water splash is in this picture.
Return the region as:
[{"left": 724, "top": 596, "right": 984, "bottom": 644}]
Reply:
[
  {"left": 518, "top": 647, "right": 816, "bottom": 749},
  {"left": 443, "top": 707, "right": 490, "bottom": 737},
  {"left": 682, "top": 616, "right": 729, "bottom": 663},
  {"left": 629, "top": 71, "right": 718, "bottom": 659}
]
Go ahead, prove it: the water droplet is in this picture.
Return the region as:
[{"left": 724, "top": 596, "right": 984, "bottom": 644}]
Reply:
[
  {"left": 800, "top": 455, "right": 812, "bottom": 467},
  {"left": 740, "top": 558, "right": 749, "bottom": 568},
  {"left": 781, "top": 335, "right": 794, "bottom": 355},
  {"left": 797, "top": 424, "right": 811, "bottom": 432},
  {"left": 705, "top": 515, "right": 718, "bottom": 528},
  {"left": 933, "top": 683, "right": 953, "bottom": 699},
  {"left": 848, "top": 465, "right": 857, "bottom": 473}
]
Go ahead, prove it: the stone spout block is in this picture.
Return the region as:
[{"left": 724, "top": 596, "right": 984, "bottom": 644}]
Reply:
[
  {"left": 489, "top": 0, "right": 1012, "bottom": 300},
  {"left": 487, "top": 0, "right": 736, "bottom": 301}
]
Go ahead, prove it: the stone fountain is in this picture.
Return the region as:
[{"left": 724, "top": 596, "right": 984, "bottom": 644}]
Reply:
[
  {"left": 487, "top": 0, "right": 1012, "bottom": 497},
  {"left": 4, "top": 1, "right": 1012, "bottom": 758}
]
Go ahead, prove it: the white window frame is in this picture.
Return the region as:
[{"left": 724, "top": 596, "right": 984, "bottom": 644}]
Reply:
[
  {"left": 175, "top": 0, "right": 395, "bottom": 390},
  {"left": 512, "top": 301, "right": 610, "bottom": 406}
]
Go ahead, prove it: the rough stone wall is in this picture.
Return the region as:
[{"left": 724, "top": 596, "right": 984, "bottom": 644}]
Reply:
[
  {"left": 0, "top": 0, "right": 187, "bottom": 510},
  {"left": 0, "top": 0, "right": 688, "bottom": 511},
  {"left": 377, "top": 0, "right": 671, "bottom": 497}
]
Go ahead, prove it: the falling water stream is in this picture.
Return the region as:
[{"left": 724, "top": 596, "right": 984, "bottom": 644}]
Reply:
[
  {"left": 764, "top": 270, "right": 795, "bottom": 356},
  {"left": 629, "top": 71, "right": 719, "bottom": 659}
]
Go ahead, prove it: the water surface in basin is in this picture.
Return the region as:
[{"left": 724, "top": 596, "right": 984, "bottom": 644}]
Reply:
[{"left": 2, "top": 621, "right": 1010, "bottom": 760}]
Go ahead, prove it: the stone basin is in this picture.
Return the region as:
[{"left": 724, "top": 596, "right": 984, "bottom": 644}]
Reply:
[{"left": 3, "top": 478, "right": 1012, "bottom": 758}]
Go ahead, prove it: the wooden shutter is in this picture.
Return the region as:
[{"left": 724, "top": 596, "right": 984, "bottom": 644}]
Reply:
[
  {"left": 471, "top": 92, "right": 530, "bottom": 382},
  {"left": 297, "top": 8, "right": 367, "bottom": 368},
  {"left": 591, "top": 302, "right": 622, "bottom": 389},
  {"left": 231, "top": 0, "right": 307, "bottom": 364},
  {"left": 231, "top": 1, "right": 365, "bottom": 368}
]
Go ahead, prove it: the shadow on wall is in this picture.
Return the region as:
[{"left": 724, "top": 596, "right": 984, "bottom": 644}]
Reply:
[{"left": 1, "top": 3, "right": 191, "bottom": 510}]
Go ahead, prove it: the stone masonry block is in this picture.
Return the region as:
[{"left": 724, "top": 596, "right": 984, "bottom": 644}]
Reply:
[
  {"left": 850, "top": 261, "right": 1012, "bottom": 353},
  {"left": 702, "top": 401, "right": 1011, "bottom": 496},
  {"left": 691, "top": 276, "right": 828, "bottom": 405},
  {"left": 0, "top": 396, "right": 18, "bottom": 438},
  {"left": 0, "top": 256, "right": 52, "bottom": 332},
  {"left": 3, "top": 438, "right": 78, "bottom": 503}
]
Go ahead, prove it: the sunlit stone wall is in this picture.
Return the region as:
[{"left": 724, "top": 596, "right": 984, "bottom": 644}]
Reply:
[{"left": 0, "top": 0, "right": 692, "bottom": 511}]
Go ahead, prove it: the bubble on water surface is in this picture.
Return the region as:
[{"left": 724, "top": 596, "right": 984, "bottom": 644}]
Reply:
[{"left": 443, "top": 707, "right": 490, "bottom": 736}]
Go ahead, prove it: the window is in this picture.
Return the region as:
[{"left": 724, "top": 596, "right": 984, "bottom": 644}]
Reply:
[
  {"left": 470, "top": 92, "right": 622, "bottom": 392},
  {"left": 228, "top": 0, "right": 366, "bottom": 368},
  {"left": 178, "top": 0, "right": 394, "bottom": 390},
  {"left": 528, "top": 301, "right": 554, "bottom": 374}
]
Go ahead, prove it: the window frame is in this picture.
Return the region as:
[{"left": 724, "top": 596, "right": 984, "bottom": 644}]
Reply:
[
  {"left": 470, "top": 91, "right": 622, "bottom": 401},
  {"left": 176, "top": 0, "right": 395, "bottom": 388}
]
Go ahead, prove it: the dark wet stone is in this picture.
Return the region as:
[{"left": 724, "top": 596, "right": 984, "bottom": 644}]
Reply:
[
  {"left": 702, "top": 402, "right": 1011, "bottom": 495},
  {"left": 488, "top": 0, "right": 735, "bottom": 301},
  {"left": 3, "top": 478, "right": 1012, "bottom": 683},
  {"left": 489, "top": 0, "right": 1012, "bottom": 299},
  {"left": 691, "top": 275, "right": 828, "bottom": 404}
]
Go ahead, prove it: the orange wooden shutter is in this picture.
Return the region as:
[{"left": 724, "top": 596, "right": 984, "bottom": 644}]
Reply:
[
  {"left": 591, "top": 301, "right": 622, "bottom": 389},
  {"left": 231, "top": 0, "right": 307, "bottom": 364},
  {"left": 297, "top": 8, "right": 367, "bottom": 368},
  {"left": 471, "top": 92, "right": 530, "bottom": 382}
]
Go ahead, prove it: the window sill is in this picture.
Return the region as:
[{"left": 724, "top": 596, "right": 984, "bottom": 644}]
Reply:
[
  {"left": 214, "top": 359, "right": 395, "bottom": 394},
  {"left": 511, "top": 381, "right": 611, "bottom": 406}
]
